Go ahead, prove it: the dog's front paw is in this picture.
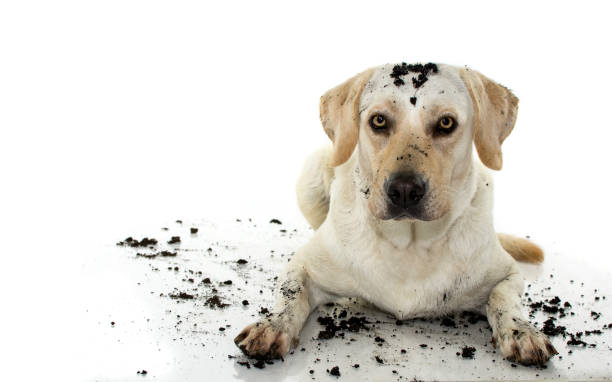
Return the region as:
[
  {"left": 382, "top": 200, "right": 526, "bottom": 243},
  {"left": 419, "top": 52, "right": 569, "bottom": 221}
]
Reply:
[
  {"left": 494, "top": 318, "right": 558, "bottom": 366},
  {"left": 234, "top": 319, "right": 296, "bottom": 360}
]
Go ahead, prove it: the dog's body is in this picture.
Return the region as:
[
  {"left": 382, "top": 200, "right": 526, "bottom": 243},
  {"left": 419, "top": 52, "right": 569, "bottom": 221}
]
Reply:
[
  {"left": 235, "top": 63, "right": 556, "bottom": 366},
  {"left": 299, "top": 149, "right": 506, "bottom": 319}
]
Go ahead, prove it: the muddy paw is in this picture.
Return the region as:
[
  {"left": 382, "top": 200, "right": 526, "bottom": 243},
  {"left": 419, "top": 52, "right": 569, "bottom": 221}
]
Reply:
[
  {"left": 234, "top": 320, "right": 295, "bottom": 360},
  {"left": 495, "top": 318, "right": 558, "bottom": 366}
]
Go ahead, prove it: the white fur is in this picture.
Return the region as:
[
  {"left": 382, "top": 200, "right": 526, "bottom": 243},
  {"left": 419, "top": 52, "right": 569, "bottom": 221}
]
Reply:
[{"left": 235, "top": 64, "right": 556, "bottom": 366}]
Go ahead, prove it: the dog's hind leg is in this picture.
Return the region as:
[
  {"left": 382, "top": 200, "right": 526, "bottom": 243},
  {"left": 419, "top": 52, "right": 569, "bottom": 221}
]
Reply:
[
  {"left": 296, "top": 145, "right": 334, "bottom": 229},
  {"left": 486, "top": 266, "right": 557, "bottom": 365}
]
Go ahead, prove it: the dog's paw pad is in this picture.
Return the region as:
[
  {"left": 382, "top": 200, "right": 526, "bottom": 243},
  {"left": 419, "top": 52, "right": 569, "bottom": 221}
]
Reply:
[
  {"left": 234, "top": 321, "right": 293, "bottom": 360},
  {"left": 496, "top": 319, "right": 558, "bottom": 366}
]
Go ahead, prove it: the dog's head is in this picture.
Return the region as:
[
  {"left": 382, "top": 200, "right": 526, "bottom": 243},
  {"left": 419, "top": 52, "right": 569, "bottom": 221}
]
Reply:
[{"left": 320, "top": 63, "right": 518, "bottom": 221}]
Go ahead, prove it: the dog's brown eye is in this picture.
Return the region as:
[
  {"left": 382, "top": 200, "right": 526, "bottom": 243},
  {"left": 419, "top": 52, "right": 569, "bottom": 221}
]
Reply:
[
  {"left": 370, "top": 114, "right": 387, "bottom": 130},
  {"left": 435, "top": 116, "right": 456, "bottom": 135}
]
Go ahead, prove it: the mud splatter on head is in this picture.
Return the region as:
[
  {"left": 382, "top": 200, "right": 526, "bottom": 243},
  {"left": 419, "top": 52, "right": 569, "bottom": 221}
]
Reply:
[{"left": 389, "top": 62, "right": 438, "bottom": 88}]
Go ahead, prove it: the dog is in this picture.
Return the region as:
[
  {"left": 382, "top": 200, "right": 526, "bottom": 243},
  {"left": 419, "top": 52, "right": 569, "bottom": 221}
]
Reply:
[{"left": 234, "top": 63, "right": 557, "bottom": 366}]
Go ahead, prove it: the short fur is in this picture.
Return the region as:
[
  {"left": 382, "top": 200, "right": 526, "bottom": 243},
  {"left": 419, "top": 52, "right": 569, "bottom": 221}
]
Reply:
[{"left": 235, "top": 63, "right": 555, "bottom": 366}]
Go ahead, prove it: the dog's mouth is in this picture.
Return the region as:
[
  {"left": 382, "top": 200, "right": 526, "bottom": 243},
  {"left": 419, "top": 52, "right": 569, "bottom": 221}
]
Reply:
[{"left": 384, "top": 206, "right": 436, "bottom": 222}]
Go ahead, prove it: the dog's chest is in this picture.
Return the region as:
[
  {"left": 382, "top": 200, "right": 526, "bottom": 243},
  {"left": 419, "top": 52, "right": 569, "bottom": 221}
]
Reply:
[{"left": 348, "top": 239, "right": 492, "bottom": 319}]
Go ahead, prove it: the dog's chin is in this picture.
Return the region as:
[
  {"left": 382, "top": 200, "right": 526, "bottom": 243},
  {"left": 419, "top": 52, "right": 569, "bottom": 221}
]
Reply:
[
  {"left": 375, "top": 204, "right": 444, "bottom": 222},
  {"left": 368, "top": 197, "right": 449, "bottom": 222},
  {"left": 391, "top": 214, "right": 431, "bottom": 222},
  {"left": 389, "top": 212, "right": 436, "bottom": 222}
]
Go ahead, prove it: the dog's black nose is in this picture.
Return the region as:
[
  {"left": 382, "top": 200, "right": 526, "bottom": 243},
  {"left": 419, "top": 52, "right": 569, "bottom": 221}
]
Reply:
[{"left": 385, "top": 174, "right": 427, "bottom": 208}]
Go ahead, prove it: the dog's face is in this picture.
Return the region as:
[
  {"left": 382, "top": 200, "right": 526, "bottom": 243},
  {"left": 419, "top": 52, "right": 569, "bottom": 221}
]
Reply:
[{"left": 320, "top": 63, "right": 518, "bottom": 221}]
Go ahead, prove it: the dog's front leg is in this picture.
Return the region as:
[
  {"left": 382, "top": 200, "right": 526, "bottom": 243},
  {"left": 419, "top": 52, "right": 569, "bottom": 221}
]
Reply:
[
  {"left": 486, "top": 268, "right": 558, "bottom": 366},
  {"left": 234, "top": 256, "right": 330, "bottom": 360}
]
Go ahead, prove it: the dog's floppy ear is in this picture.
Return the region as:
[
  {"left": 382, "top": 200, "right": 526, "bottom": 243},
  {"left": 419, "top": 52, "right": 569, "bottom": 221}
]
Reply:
[
  {"left": 319, "top": 69, "right": 375, "bottom": 167},
  {"left": 460, "top": 68, "right": 519, "bottom": 170}
]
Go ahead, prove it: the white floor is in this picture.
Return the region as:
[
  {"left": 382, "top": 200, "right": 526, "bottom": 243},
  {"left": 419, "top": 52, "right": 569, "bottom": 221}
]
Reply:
[
  {"left": 71, "top": 215, "right": 611, "bottom": 381},
  {"left": 3, "top": 3, "right": 612, "bottom": 381}
]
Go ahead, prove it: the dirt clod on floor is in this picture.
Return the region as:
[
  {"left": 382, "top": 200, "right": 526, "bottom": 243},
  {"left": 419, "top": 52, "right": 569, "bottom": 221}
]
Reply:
[
  {"left": 316, "top": 313, "right": 369, "bottom": 340},
  {"left": 328, "top": 366, "right": 340, "bottom": 376},
  {"left": 167, "top": 236, "right": 181, "bottom": 244},
  {"left": 460, "top": 346, "right": 476, "bottom": 359},
  {"left": 169, "top": 292, "right": 194, "bottom": 300},
  {"left": 136, "top": 250, "right": 176, "bottom": 258},
  {"left": 205, "top": 295, "right": 229, "bottom": 309},
  {"left": 542, "top": 317, "right": 567, "bottom": 336},
  {"left": 117, "top": 237, "right": 158, "bottom": 247}
]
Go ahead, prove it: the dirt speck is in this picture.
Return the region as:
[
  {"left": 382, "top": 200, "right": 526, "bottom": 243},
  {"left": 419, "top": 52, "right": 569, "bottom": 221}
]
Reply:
[{"left": 460, "top": 346, "right": 476, "bottom": 359}]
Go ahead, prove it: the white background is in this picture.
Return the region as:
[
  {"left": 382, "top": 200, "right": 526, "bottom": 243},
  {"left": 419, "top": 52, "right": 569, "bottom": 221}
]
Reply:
[{"left": 1, "top": 1, "right": 611, "bottom": 380}]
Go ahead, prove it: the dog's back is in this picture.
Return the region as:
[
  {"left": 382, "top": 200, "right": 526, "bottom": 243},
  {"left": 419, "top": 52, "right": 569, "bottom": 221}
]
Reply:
[{"left": 296, "top": 145, "right": 334, "bottom": 230}]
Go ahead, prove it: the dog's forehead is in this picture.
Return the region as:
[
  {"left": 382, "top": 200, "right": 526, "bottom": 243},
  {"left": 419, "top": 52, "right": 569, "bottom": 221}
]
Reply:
[{"left": 360, "top": 63, "right": 470, "bottom": 112}]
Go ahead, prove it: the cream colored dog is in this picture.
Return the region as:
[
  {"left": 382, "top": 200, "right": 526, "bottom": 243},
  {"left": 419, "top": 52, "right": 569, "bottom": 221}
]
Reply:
[{"left": 235, "top": 63, "right": 557, "bottom": 366}]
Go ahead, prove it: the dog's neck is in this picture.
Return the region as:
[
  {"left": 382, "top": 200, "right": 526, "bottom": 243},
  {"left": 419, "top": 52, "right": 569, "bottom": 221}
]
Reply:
[{"left": 350, "top": 157, "right": 478, "bottom": 251}]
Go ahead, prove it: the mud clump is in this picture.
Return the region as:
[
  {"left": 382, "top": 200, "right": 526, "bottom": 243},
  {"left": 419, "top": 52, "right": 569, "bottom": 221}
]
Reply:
[
  {"left": 136, "top": 250, "right": 176, "bottom": 258},
  {"left": 459, "top": 346, "right": 476, "bottom": 359},
  {"left": 389, "top": 62, "right": 438, "bottom": 88},
  {"left": 328, "top": 366, "right": 340, "bottom": 377},
  {"left": 167, "top": 236, "right": 181, "bottom": 244},
  {"left": 190, "top": 227, "right": 198, "bottom": 234},
  {"left": 237, "top": 259, "right": 248, "bottom": 264},
  {"left": 542, "top": 317, "right": 566, "bottom": 336},
  {"left": 316, "top": 314, "right": 370, "bottom": 340},
  {"left": 136, "top": 252, "right": 157, "bottom": 258},
  {"left": 567, "top": 334, "right": 587, "bottom": 347},
  {"left": 169, "top": 292, "right": 194, "bottom": 300},
  {"left": 205, "top": 295, "right": 229, "bottom": 309},
  {"left": 591, "top": 311, "right": 601, "bottom": 320},
  {"left": 117, "top": 237, "right": 157, "bottom": 247},
  {"left": 269, "top": 219, "right": 282, "bottom": 224}
]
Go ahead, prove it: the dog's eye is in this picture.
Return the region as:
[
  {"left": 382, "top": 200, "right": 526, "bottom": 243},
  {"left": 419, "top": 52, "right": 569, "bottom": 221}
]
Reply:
[
  {"left": 435, "top": 117, "right": 456, "bottom": 135},
  {"left": 370, "top": 114, "right": 387, "bottom": 130}
]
